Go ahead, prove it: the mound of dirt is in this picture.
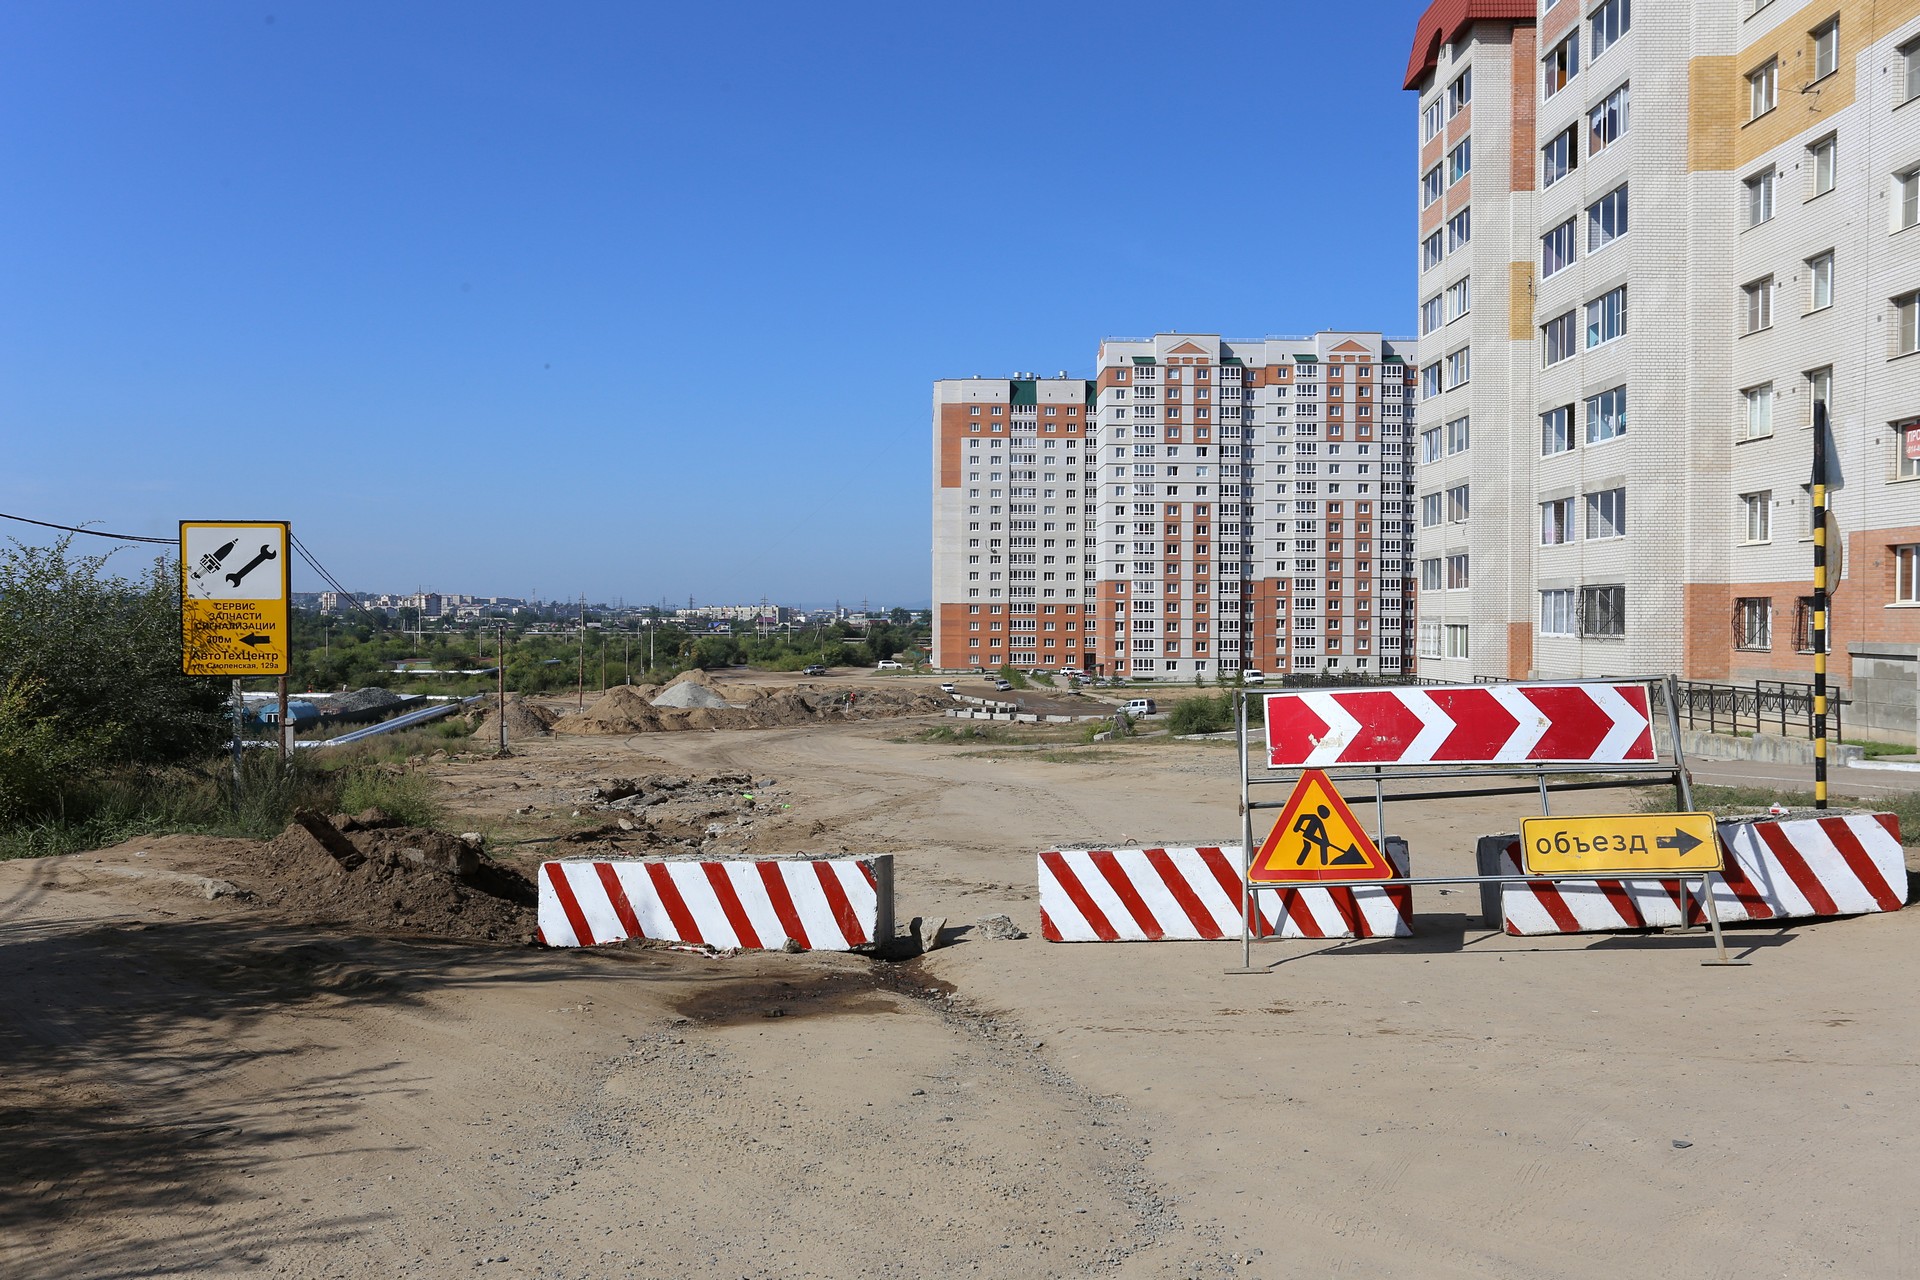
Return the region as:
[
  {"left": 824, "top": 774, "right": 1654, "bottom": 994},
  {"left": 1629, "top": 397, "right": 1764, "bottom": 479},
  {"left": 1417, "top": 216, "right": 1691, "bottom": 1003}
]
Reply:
[
  {"left": 551, "top": 683, "right": 954, "bottom": 736},
  {"left": 249, "top": 811, "right": 536, "bottom": 944},
  {"left": 470, "top": 693, "right": 557, "bottom": 738},
  {"left": 652, "top": 681, "right": 730, "bottom": 710}
]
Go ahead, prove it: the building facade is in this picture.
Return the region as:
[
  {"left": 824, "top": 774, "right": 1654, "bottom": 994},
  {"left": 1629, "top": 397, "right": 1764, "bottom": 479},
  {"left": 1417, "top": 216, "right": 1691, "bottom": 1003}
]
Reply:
[
  {"left": 931, "top": 331, "right": 1418, "bottom": 681},
  {"left": 1407, "top": 0, "right": 1920, "bottom": 692}
]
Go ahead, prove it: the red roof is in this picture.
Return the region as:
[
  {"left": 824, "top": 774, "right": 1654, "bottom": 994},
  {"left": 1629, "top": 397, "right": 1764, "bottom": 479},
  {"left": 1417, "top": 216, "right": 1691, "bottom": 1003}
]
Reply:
[{"left": 1404, "top": 0, "right": 1535, "bottom": 91}]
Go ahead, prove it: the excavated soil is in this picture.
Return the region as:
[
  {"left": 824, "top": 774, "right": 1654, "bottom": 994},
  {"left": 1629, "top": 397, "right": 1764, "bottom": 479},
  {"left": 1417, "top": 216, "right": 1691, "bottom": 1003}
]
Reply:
[
  {"left": 249, "top": 815, "right": 537, "bottom": 944},
  {"left": 468, "top": 693, "right": 556, "bottom": 738},
  {"left": 551, "top": 679, "right": 954, "bottom": 735}
]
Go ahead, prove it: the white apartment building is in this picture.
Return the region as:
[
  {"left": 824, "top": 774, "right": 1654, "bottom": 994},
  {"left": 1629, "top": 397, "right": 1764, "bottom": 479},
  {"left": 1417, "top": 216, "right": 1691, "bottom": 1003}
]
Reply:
[
  {"left": 929, "top": 333, "right": 1417, "bottom": 682},
  {"left": 1407, "top": 0, "right": 1920, "bottom": 700}
]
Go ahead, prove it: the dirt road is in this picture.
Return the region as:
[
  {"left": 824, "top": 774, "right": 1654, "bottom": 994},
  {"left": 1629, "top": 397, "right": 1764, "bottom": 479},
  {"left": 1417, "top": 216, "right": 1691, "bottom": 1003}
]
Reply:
[{"left": 4, "top": 717, "right": 1916, "bottom": 1278}]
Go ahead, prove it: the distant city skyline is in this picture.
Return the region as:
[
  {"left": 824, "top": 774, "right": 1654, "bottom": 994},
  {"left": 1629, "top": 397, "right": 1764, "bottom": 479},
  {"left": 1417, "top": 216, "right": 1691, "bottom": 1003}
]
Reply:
[{"left": 2, "top": 1, "right": 1427, "bottom": 602}]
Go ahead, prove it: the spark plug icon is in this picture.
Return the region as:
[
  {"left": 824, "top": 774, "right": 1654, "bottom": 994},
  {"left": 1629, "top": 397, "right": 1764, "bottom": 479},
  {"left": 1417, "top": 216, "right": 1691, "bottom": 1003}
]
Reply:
[{"left": 191, "top": 538, "right": 238, "bottom": 582}]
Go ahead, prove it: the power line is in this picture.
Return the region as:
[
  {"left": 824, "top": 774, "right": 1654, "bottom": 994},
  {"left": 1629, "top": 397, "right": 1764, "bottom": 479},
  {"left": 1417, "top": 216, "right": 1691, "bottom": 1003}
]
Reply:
[{"left": 0, "top": 510, "right": 173, "bottom": 545}]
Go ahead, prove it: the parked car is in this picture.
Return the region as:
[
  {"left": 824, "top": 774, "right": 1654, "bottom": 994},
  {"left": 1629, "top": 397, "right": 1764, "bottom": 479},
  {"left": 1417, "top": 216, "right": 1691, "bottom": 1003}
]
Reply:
[
  {"left": 1123, "top": 698, "right": 1158, "bottom": 718},
  {"left": 1242, "top": 669, "right": 1266, "bottom": 684},
  {"left": 802, "top": 664, "right": 827, "bottom": 676},
  {"left": 994, "top": 679, "right": 1014, "bottom": 691},
  {"left": 1058, "top": 669, "right": 1083, "bottom": 679},
  {"left": 876, "top": 659, "right": 904, "bottom": 670}
]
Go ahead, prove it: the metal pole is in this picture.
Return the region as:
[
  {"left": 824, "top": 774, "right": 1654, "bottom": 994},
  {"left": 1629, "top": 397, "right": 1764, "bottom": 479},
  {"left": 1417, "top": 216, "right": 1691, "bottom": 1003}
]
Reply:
[
  {"left": 277, "top": 673, "right": 290, "bottom": 764},
  {"left": 229, "top": 679, "right": 244, "bottom": 812},
  {"left": 497, "top": 625, "right": 508, "bottom": 755},
  {"left": 1238, "top": 689, "right": 1256, "bottom": 971},
  {"left": 1812, "top": 398, "right": 1830, "bottom": 809}
]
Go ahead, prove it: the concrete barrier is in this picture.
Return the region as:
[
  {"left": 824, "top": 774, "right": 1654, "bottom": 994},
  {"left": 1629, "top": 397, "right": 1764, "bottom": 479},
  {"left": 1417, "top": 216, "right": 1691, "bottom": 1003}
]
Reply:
[{"left": 539, "top": 855, "right": 893, "bottom": 951}]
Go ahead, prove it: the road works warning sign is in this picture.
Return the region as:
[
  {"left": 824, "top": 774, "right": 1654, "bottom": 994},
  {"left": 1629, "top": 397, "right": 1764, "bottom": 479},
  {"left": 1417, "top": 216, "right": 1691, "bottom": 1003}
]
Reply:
[
  {"left": 180, "top": 521, "right": 290, "bottom": 676},
  {"left": 1249, "top": 769, "right": 1393, "bottom": 884},
  {"left": 1520, "top": 813, "right": 1723, "bottom": 878}
]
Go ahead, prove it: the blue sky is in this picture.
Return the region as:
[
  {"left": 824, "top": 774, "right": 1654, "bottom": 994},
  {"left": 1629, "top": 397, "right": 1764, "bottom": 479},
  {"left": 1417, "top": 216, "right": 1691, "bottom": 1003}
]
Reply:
[{"left": 1, "top": 0, "right": 1430, "bottom": 607}]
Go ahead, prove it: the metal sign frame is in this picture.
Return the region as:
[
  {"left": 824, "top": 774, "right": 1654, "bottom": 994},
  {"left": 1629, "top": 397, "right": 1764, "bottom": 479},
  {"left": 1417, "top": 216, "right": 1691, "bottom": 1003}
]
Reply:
[
  {"left": 1231, "top": 676, "right": 1732, "bottom": 970},
  {"left": 180, "top": 520, "right": 291, "bottom": 677}
]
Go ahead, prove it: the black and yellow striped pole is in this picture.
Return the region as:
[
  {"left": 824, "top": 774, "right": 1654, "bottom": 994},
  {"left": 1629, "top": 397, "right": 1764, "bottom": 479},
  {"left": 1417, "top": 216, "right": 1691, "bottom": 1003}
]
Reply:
[{"left": 1811, "top": 399, "right": 1830, "bottom": 810}]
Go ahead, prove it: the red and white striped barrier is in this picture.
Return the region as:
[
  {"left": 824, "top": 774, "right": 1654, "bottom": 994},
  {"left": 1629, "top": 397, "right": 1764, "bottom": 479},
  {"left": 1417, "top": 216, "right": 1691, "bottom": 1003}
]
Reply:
[
  {"left": 1482, "top": 814, "right": 1907, "bottom": 936},
  {"left": 1039, "top": 842, "right": 1411, "bottom": 942},
  {"left": 1265, "top": 683, "right": 1655, "bottom": 768},
  {"left": 538, "top": 856, "right": 888, "bottom": 951}
]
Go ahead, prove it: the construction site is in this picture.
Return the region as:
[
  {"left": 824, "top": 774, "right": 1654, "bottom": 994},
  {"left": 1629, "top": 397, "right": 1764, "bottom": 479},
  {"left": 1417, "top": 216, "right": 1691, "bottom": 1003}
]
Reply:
[{"left": 3, "top": 669, "right": 1917, "bottom": 1279}]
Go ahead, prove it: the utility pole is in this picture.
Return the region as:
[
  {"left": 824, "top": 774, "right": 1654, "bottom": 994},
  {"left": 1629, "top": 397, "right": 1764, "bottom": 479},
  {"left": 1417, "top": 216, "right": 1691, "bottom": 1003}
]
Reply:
[
  {"left": 497, "top": 624, "right": 509, "bottom": 756},
  {"left": 1811, "top": 398, "right": 1832, "bottom": 810},
  {"left": 577, "top": 594, "right": 586, "bottom": 710}
]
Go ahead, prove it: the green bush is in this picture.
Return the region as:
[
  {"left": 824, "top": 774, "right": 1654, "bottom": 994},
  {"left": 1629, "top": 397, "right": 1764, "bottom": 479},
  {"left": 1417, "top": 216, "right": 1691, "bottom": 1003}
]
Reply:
[
  {"left": 1168, "top": 694, "right": 1234, "bottom": 736},
  {"left": 338, "top": 766, "right": 443, "bottom": 828}
]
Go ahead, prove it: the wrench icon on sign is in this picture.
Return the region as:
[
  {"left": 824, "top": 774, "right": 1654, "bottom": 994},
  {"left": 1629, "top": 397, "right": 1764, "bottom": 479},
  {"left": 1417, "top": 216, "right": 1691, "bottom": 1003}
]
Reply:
[{"left": 226, "top": 544, "right": 277, "bottom": 589}]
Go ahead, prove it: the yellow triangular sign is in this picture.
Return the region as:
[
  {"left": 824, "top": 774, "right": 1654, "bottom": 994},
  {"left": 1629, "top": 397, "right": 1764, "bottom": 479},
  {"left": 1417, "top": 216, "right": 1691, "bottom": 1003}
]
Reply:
[{"left": 1250, "top": 769, "right": 1392, "bottom": 883}]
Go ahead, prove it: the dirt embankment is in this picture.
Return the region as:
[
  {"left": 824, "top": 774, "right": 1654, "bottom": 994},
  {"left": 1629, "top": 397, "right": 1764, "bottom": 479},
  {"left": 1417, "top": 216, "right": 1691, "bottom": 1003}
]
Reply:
[{"left": 551, "top": 670, "right": 953, "bottom": 735}]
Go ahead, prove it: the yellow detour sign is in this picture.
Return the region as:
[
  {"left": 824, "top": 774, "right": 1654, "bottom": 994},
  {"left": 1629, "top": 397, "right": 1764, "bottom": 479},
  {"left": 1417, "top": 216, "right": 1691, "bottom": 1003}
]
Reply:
[
  {"left": 1249, "top": 768, "right": 1393, "bottom": 883},
  {"left": 180, "top": 521, "right": 290, "bottom": 676},
  {"left": 1520, "top": 813, "right": 1724, "bottom": 877}
]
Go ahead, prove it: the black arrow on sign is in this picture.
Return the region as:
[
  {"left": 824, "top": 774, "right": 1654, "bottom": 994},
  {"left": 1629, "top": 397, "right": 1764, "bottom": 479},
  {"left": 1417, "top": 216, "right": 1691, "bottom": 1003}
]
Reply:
[
  {"left": 239, "top": 633, "right": 273, "bottom": 648},
  {"left": 1657, "top": 828, "right": 1703, "bottom": 855}
]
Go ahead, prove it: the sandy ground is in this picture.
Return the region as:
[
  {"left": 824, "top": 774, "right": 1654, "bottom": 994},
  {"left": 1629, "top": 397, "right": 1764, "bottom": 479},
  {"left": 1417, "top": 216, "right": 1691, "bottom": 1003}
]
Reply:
[{"left": 4, "top": 708, "right": 1918, "bottom": 1279}]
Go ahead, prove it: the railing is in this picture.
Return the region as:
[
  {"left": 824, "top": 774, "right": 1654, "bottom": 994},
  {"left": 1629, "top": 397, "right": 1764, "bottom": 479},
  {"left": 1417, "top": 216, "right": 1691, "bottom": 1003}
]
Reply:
[{"left": 1672, "top": 679, "right": 1844, "bottom": 742}]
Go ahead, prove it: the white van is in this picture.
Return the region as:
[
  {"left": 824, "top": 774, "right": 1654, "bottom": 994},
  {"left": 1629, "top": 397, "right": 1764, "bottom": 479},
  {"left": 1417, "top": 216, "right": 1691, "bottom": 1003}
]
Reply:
[
  {"left": 1242, "top": 669, "right": 1266, "bottom": 684},
  {"left": 1123, "top": 698, "right": 1157, "bottom": 718}
]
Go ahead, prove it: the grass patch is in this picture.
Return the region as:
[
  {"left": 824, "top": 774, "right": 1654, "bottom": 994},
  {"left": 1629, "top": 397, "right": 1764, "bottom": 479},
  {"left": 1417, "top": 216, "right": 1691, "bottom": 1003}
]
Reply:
[{"left": 1846, "top": 738, "right": 1915, "bottom": 759}]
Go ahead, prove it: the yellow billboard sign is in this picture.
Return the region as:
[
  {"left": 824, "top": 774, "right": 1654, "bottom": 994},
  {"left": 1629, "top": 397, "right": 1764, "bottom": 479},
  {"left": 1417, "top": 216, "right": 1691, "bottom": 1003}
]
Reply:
[
  {"left": 180, "top": 521, "right": 290, "bottom": 676},
  {"left": 1520, "top": 812, "right": 1723, "bottom": 878}
]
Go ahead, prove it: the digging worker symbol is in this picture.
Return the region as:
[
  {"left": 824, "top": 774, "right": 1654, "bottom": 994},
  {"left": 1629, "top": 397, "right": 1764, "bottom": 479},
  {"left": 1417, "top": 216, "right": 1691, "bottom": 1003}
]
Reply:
[{"left": 1293, "top": 803, "right": 1367, "bottom": 868}]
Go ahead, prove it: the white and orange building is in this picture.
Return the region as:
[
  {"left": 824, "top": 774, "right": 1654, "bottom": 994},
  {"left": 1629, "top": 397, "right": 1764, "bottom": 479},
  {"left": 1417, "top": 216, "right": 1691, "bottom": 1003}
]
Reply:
[{"left": 932, "top": 331, "right": 1418, "bottom": 681}]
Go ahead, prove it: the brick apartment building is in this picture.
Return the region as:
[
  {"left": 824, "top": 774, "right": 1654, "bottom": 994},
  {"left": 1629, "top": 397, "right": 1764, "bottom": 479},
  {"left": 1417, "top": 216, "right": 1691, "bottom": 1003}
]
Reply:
[
  {"left": 930, "top": 331, "right": 1418, "bottom": 681},
  {"left": 1406, "top": 0, "right": 1920, "bottom": 728}
]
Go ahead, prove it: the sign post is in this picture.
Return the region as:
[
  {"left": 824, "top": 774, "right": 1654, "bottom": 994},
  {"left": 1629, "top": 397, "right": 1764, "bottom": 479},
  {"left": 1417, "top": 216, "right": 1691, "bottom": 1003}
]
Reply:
[{"left": 181, "top": 522, "right": 292, "bottom": 787}]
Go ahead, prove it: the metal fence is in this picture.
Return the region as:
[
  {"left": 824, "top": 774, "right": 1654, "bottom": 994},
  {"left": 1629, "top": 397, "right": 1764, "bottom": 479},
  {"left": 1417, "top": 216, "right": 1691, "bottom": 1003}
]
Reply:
[{"left": 1673, "top": 679, "right": 1845, "bottom": 741}]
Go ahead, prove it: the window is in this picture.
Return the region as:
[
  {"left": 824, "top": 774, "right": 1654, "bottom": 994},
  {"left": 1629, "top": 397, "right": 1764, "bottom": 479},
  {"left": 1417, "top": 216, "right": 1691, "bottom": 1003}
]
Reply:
[
  {"left": 1905, "top": 38, "right": 1920, "bottom": 103},
  {"left": 1744, "top": 383, "right": 1774, "bottom": 439},
  {"left": 1540, "top": 589, "right": 1576, "bottom": 636},
  {"left": 1421, "top": 492, "right": 1444, "bottom": 526},
  {"left": 1448, "top": 138, "right": 1472, "bottom": 184},
  {"left": 1590, "top": 0, "right": 1630, "bottom": 58},
  {"left": 1589, "top": 83, "right": 1629, "bottom": 154},
  {"left": 1897, "top": 290, "right": 1920, "bottom": 355},
  {"left": 1423, "top": 230, "right": 1444, "bottom": 270},
  {"left": 1420, "top": 294, "right": 1443, "bottom": 334},
  {"left": 1745, "top": 169, "right": 1775, "bottom": 226},
  {"left": 1447, "top": 207, "right": 1472, "bottom": 250},
  {"left": 1446, "top": 347, "right": 1471, "bottom": 388},
  {"left": 1544, "top": 33, "right": 1579, "bottom": 97},
  {"left": 1750, "top": 59, "right": 1777, "bottom": 119},
  {"left": 1420, "top": 425, "right": 1443, "bottom": 463},
  {"left": 1736, "top": 597, "right": 1772, "bottom": 649},
  {"left": 1588, "top": 185, "right": 1628, "bottom": 251},
  {"left": 1587, "top": 386, "right": 1627, "bottom": 443},
  {"left": 1449, "top": 68, "right": 1472, "bottom": 115},
  {"left": 1586, "top": 287, "right": 1627, "bottom": 348},
  {"left": 1421, "top": 362, "right": 1442, "bottom": 398},
  {"left": 1899, "top": 421, "right": 1920, "bottom": 479},
  {"left": 1445, "top": 276, "right": 1471, "bottom": 321},
  {"left": 1445, "top": 624, "right": 1471, "bottom": 659},
  {"left": 1423, "top": 96, "right": 1444, "bottom": 142},
  {"left": 1744, "top": 277, "right": 1774, "bottom": 333},
  {"left": 1580, "top": 585, "right": 1626, "bottom": 637},
  {"left": 1586, "top": 488, "right": 1626, "bottom": 539},
  {"left": 1418, "top": 621, "right": 1443, "bottom": 658},
  {"left": 1446, "top": 415, "right": 1470, "bottom": 454},
  {"left": 1542, "top": 404, "right": 1575, "bottom": 455},
  {"left": 1422, "top": 165, "right": 1443, "bottom": 207},
  {"left": 1542, "top": 497, "right": 1575, "bottom": 544},
  {"left": 1795, "top": 596, "right": 1818, "bottom": 650},
  {"left": 1808, "top": 252, "right": 1834, "bottom": 311},
  {"left": 1806, "top": 366, "right": 1832, "bottom": 424},
  {"left": 1542, "top": 218, "right": 1577, "bottom": 276},
  {"left": 1809, "top": 136, "right": 1835, "bottom": 197},
  {"left": 1544, "top": 127, "right": 1579, "bottom": 187},
  {"left": 1543, "top": 310, "right": 1579, "bottom": 365},
  {"left": 1812, "top": 20, "right": 1837, "bottom": 82},
  {"left": 1743, "top": 490, "right": 1772, "bottom": 541},
  {"left": 1898, "top": 170, "right": 1920, "bottom": 232},
  {"left": 1446, "top": 483, "right": 1470, "bottom": 522},
  {"left": 1420, "top": 558, "right": 1443, "bottom": 590},
  {"left": 1898, "top": 544, "right": 1920, "bottom": 601},
  {"left": 1446, "top": 554, "right": 1470, "bottom": 589}
]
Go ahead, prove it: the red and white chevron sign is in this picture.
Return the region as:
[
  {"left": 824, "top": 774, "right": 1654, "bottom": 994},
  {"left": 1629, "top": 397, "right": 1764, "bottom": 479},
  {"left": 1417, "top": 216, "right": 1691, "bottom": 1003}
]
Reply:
[{"left": 1264, "top": 683, "right": 1656, "bottom": 768}]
